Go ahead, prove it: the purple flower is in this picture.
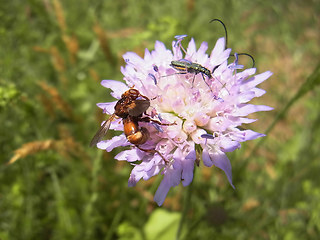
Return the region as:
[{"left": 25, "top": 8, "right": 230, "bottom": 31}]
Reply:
[{"left": 95, "top": 36, "right": 273, "bottom": 206}]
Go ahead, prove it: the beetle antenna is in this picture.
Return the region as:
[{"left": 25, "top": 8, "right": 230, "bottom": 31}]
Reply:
[
  {"left": 236, "top": 53, "right": 255, "bottom": 68},
  {"left": 210, "top": 19, "right": 255, "bottom": 68},
  {"left": 209, "top": 19, "right": 228, "bottom": 49}
]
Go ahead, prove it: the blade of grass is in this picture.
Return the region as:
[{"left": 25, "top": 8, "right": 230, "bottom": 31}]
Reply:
[
  {"left": 50, "top": 169, "right": 73, "bottom": 236},
  {"left": 84, "top": 150, "right": 103, "bottom": 239}
]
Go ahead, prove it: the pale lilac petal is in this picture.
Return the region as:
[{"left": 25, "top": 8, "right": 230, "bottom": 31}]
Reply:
[
  {"left": 129, "top": 159, "right": 162, "bottom": 184},
  {"left": 144, "top": 48, "right": 152, "bottom": 61},
  {"left": 97, "top": 101, "right": 117, "bottom": 114},
  {"left": 237, "top": 92, "right": 257, "bottom": 103},
  {"left": 100, "top": 80, "right": 128, "bottom": 99},
  {"left": 131, "top": 164, "right": 161, "bottom": 184},
  {"left": 154, "top": 164, "right": 182, "bottom": 206},
  {"left": 142, "top": 159, "right": 158, "bottom": 172},
  {"left": 123, "top": 52, "right": 144, "bottom": 66},
  {"left": 241, "top": 130, "right": 266, "bottom": 141},
  {"left": 187, "top": 38, "right": 197, "bottom": 55},
  {"left": 241, "top": 71, "right": 273, "bottom": 90},
  {"left": 219, "top": 138, "right": 241, "bottom": 152},
  {"left": 115, "top": 149, "right": 143, "bottom": 162},
  {"left": 211, "top": 49, "right": 231, "bottom": 67},
  {"left": 153, "top": 41, "right": 173, "bottom": 61},
  {"left": 210, "top": 37, "right": 226, "bottom": 58},
  {"left": 154, "top": 176, "right": 172, "bottom": 206},
  {"left": 236, "top": 68, "right": 256, "bottom": 80},
  {"left": 251, "top": 88, "right": 266, "bottom": 97},
  {"left": 211, "top": 151, "right": 235, "bottom": 189},
  {"left": 233, "top": 104, "right": 274, "bottom": 116},
  {"left": 109, "top": 119, "right": 124, "bottom": 131},
  {"left": 227, "top": 116, "right": 257, "bottom": 125},
  {"left": 194, "top": 41, "right": 208, "bottom": 63},
  {"left": 169, "top": 162, "right": 183, "bottom": 186},
  {"left": 212, "top": 61, "right": 228, "bottom": 76},
  {"left": 128, "top": 171, "right": 143, "bottom": 187},
  {"left": 93, "top": 118, "right": 122, "bottom": 134},
  {"left": 142, "top": 164, "right": 161, "bottom": 181},
  {"left": 238, "top": 117, "right": 257, "bottom": 124},
  {"left": 202, "top": 149, "right": 213, "bottom": 167},
  {"left": 181, "top": 158, "right": 195, "bottom": 186},
  {"left": 197, "top": 41, "right": 208, "bottom": 56},
  {"left": 154, "top": 41, "right": 167, "bottom": 53},
  {"left": 97, "top": 135, "right": 129, "bottom": 151}
]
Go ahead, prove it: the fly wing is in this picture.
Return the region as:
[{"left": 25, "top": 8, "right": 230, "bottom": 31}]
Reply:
[
  {"left": 128, "top": 99, "right": 150, "bottom": 116},
  {"left": 90, "top": 114, "right": 115, "bottom": 147}
]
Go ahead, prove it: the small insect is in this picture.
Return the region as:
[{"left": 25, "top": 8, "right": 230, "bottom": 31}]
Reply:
[
  {"left": 122, "top": 114, "right": 172, "bottom": 162},
  {"left": 90, "top": 88, "right": 173, "bottom": 163},
  {"left": 170, "top": 59, "right": 213, "bottom": 90},
  {"left": 169, "top": 19, "right": 255, "bottom": 95}
]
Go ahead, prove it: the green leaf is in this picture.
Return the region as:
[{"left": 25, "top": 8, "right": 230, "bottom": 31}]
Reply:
[
  {"left": 117, "top": 222, "right": 142, "bottom": 240},
  {"left": 144, "top": 209, "right": 181, "bottom": 240}
]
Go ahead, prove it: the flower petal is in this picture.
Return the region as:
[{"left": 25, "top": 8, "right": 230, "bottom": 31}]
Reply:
[
  {"left": 211, "top": 151, "right": 235, "bottom": 189},
  {"left": 181, "top": 158, "right": 195, "bottom": 186},
  {"left": 123, "top": 52, "right": 144, "bottom": 66},
  {"left": 97, "top": 101, "right": 117, "bottom": 114},
  {"left": 241, "top": 71, "right": 273, "bottom": 90},
  {"left": 97, "top": 134, "right": 129, "bottom": 152},
  {"left": 233, "top": 104, "right": 274, "bottom": 116},
  {"left": 154, "top": 164, "right": 182, "bottom": 206},
  {"left": 100, "top": 80, "right": 128, "bottom": 99},
  {"left": 187, "top": 38, "right": 197, "bottom": 56},
  {"left": 115, "top": 149, "right": 143, "bottom": 162},
  {"left": 202, "top": 148, "right": 214, "bottom": 167},
  {"left": 241, "top": 130, "right": 266, "bottom": 141},
  {"left": 202, "top": 148, "right": 234, "bottom": 188},
  {"left": 154, "top": 176, "right": 172, "bottom": 206},
  {"left": 210, "top": 37, "right": 226, "bottom": 58},
  {"left": 219, "top": 137, "right": 241, "bottom": 152}
]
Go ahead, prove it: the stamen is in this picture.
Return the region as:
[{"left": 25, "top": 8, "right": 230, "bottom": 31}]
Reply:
[
  {"left": 153, "top": 65, "right": 159, "bottom": 72},
  {"left": 152, "top": 122, "right": 164, "bottom": 132},
  {"left": 174, "top": 35, "right": 188, "bottom": 55},
  {"left": 148, "top": 73, "right": 157, "bottom": 85},
  {"left": 201, "top": 134, "right": 215, "bottom": 139}
]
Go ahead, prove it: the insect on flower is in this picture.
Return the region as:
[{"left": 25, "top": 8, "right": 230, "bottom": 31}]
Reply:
[
  {"left": 169, "top": 19, "right": 255, "bottom": 96},
  {"left": 170, "top": 59, "right": 214, "bottom": 90},
  {"left": 90, "top": 88, "right": 174, "bottom": 162},
  {"left": 168, "top": 22, "right": 226, "bottom": 95},
  {"left": 93, "top": 18, "right": 273, "bottom": 206},
  {"left": 169, "top": 52, "right": 229, "bottom": 98}
]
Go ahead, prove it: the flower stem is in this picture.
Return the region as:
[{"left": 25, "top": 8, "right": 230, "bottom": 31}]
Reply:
[{"left": 176, "top": 167, "right": 195, "bottom": 240}]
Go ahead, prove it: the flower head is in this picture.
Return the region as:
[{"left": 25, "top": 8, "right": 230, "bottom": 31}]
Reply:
[{"left": 95, "top": 35, "right": 273, "bottom": 206}]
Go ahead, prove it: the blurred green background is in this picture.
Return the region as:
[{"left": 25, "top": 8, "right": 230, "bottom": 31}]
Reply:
[{"left": 1, "top": 0, "right": 320, "bottom": 239}]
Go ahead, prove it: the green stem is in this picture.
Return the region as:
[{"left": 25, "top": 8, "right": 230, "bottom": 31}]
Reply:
[
  {"left": 84, "top": 150, "right": 103, "bottom": 239},
  {"left": 176, "top": 167, "right": 195, "bottom": 240},
  {"left": 105, "top": 202, "right": 124, "bottom": 240}
]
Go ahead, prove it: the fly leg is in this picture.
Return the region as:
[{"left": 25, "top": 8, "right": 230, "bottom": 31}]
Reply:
[
  {"left": 136, "top": 146, "right": 169, "bottom": 164},
  {"left": 139, "top": 116, "right": 176, "bottom": 126}
]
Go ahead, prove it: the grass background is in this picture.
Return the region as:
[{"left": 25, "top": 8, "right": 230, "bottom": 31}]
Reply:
[{"left": 1, "top": 0, "right": 320, "bottom": 239}]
